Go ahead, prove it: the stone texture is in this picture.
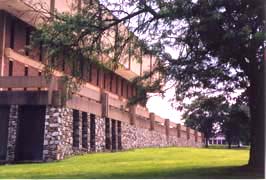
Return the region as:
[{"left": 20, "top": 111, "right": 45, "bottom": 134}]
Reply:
[
  {"left": 6, "top": 105, "right": 19, "bottom": 162},
  {"left": 95, "top": 115, "right": 105, "bottom": 152},
  {"left": 43, "top": 107, "right": 73, "bottom": 161},
  {"left": 122, "top": 122, "right": 203, "bottom": 149},
  {"left": 3, "top": 104, "right": 203, "bottom": 163}
]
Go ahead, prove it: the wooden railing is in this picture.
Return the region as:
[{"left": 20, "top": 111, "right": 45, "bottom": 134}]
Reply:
[{"left": 1, "top": 48, "right": 204, "bottom": 142}]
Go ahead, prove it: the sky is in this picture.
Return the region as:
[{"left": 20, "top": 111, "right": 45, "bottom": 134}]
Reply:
[{"left": 146, "top": 87, "right": 184, "bottom": 124}]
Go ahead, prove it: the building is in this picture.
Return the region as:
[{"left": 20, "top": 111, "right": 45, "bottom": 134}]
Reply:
[
  {"left": 208, "top": 134, "right": 226, "bottom": 145},
  {"left": 0, "top": 0, "right": 204, "bottom": 163}
]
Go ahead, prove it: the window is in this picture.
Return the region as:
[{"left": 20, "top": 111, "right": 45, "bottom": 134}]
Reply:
[
  {"left": 8, "top": 61, "right": 13, "bottom": 76},
  {"left": 117, "top": 121, "right": 122, "bottom": 150},
  {"left": 82, "top": 112, "right": 88, "bottom": 149},
  {"left": 73, "top": 110, "right": 80, "bottom": 148},
  {"left": 90, "top": 114, "right": 96, "bottom": 151},
  {"left": 121, "top": 79, "right": 124, "bottom": 96},
  {"left": 10, "top": 19, "right": 15, "bottom": 49},
  {"left": 89, "top": 63, "right": 92, "bottom": 82},
  {"left": 25, "top": 27, "right": 31, "bottom": 56},
  {"left": 96, "top": 69, "right": 100, "bottom": 86},
  {"left": 116, "top": 76, "right": 119, "bottom": 94},
  {"left": 110, "top": 73, "right": 113, "bottom": 92},
  {"left": 111, "top": 119, "right": 116, "bottom": 151},
  {"left": 105, "top": 118, "right": 111, "bottom": 150},
  {"left": 103, "top": 72, "right": 106, "bottom": 89}
]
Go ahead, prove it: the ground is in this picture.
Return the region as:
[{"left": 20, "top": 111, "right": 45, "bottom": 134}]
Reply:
[{"left": 0, "top": 147, "right": 263, "bottom": 179}]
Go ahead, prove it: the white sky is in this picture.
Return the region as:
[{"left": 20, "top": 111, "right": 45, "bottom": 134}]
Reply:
[
  {"left": 146, "top": 47, "right": 185, "bottom": 124},
  {"left": 146, "top": 87, "right": 183, "bottom": 124}
]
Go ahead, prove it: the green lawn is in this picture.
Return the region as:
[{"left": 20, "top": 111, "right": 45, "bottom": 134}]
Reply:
[{"left": 0, "top": 147, "right": 263, "bottom": 179}]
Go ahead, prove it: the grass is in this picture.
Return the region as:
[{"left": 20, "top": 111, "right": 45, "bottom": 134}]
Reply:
[{"left": 0, "top": 147, "right": 263, "bottom": 179}]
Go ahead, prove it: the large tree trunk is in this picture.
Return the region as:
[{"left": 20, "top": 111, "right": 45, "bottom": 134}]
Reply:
[
  {"left": 228, "top": 140, "right": 232, "bottom": 149},
  {"left": 205, "top": 138, "right": 209, "bottom": 148},
  {"left": 247, "top": 63, "right": 265, "bottom": 170}
]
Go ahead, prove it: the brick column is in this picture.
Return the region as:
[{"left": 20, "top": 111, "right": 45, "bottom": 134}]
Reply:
[
  {"left": 129, "top": 105, "right": 136, "bottom": 125},
  {"left": 177, "top": 124, "right": 181, "bottom": 138},
  {"left": 186, "top": 127, "right": 190, "bottom": 140},
  {"left": 149, "top": 113, "right": 155, "bottom": 131},
  {"left": 101, "top": 91, "right": 109, "bottom": 118},
  {"left": 165, "top": 119, "right": 170, "bottom": 140}
]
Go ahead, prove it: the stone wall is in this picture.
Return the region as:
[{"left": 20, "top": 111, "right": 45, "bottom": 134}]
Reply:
[
  {"left": 6, "top": 105, "right": 18, "bottom": 162},
  {"left": 43, "top": 107, "right": 73, "bottom": 161},
  {"left": 2, "top": 105, "right": 203, "bottom": 163},
  {"left": 95, "top": 116, "right": 105, "bottom": 152},
  {"left": 121, "top": 122, "right": 203, "bottom": 150}
]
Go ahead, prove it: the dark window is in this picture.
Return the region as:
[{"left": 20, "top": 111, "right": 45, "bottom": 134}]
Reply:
[
  {"left": 111, "top": 119, "right": 116, "bottom": 151},
  {"left": 24, "top": 66, "right": 28, "bottom": 76},
  {"left": 116, "top": 76, "right": 119, "bottom": 94},
  {"left": 10, "top": 19, "right": 15, "bottom": 49},
  {"left": 90, "top": 114, "right": 96, "bottom": 151},
  {"left": 110, "top": 73, "right": 113, "bottom": 92},
  {"left": 103, "top": 72, "right": 106, "bottom": 89},
  {"left": 121, "top": 79, "right": 124, "bottom": 96},
  {"left": 96, "top": 69, "right": 100, "bottom": 86},
  {"left": 117, "top": 121, "right": 122, "bottom": 150},
  {"left": 126, "top": 84, "right": 129, "bottom": 98},
  {"left": 8, "top": 61, "right": 13, "bottom": 76},
  {"left": 89, "top": 63, "right": 92, "bottom": 82},
  {"left": 73, "top": 110, "right": 80, "bottom": 148},
  {"left": 39, "top": 42, "right": 43, "bottom": 62},
  {"left": 105, "top": 118, "right": 111, "bottom": 150},
  {"left": 24, "top": 66, "right": 28, "bottom": 91},
  {"left": 214, "top": 140, "right": 217, "bottom": 144},
  {"left": 82, "top": 112, "right": 88, "bottom": 149},
  {"left": 25, "top": 27, "right": 31, "bottom": 56}
]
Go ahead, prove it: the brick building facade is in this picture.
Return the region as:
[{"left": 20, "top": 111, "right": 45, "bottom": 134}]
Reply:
[{"left": 0, "top": 0, "right": 204, "bottom": 163}]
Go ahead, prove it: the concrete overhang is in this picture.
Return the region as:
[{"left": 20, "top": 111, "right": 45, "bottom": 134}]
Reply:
[
  {"left": 1, "top": 0, "right": 140, "bottom": 81},
  {"left": 115, "top": 67, "right": 138, "bottom": 82},
  {"left": 0, "top": 0, "right": 44, "bottom": 26}
]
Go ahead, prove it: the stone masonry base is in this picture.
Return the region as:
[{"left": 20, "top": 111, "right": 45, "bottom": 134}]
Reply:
[{"left": 3, "top": 105, "right": 203, "bottom": 162}]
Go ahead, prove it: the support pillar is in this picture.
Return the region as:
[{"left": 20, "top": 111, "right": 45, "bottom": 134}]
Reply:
[
  {"left": 177, "top": 124, "right": 181, "bottom": 138},
  {"left": 149, "top": 113, "right": 155, "bottom": 131}
]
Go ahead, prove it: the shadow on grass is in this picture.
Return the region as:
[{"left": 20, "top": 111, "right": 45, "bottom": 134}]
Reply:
[
  {"left": 208, "top": 145, "right": 250, "bottom": 150},
  {"left": 22, "top": 165, "right": 264, "bottom": 179}
]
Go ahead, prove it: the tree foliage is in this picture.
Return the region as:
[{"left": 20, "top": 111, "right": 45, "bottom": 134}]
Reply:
[
  {"left": 183, "top": 95, "right": 229, "bottom": 147},
  {"left": 222, "top": 104, "right": 250, "bottom": 148}
]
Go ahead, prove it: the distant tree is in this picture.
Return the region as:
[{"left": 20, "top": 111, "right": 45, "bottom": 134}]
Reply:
[
  {"left": 222, "top": 104, "right": 250, "bottom": 148},
  {"left": 183, "top": 96, "right": 229, "bottom": 147}
]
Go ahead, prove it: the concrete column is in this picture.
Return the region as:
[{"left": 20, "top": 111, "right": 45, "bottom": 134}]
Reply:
[
  {"left": 177, "top": 124, "right": 181, "bottom": 138},
  {"left": 149, "top": 113, "right": 155, "bottom": 131},
  {"left": 164, "top": 119, "right": 170, "bottom": 140},
  {"left": 101, "top": 90, "right": 109, "bottom": 118},
  {"left": 186, "top": 127, "right": 190, "bottom": 140},
  {"left": 129, "top": 105, "right": 136, "bottom": 125}
]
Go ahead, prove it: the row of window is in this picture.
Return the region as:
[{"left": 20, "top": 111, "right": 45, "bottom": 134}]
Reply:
[
  {"left": 209, "top": 139, "right": 226, "bottom": 145},
  {"left": 7, "top": 16, "right": 136, "bottom": 99}
]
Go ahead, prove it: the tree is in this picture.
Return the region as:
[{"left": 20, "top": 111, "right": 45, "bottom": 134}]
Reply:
[
  {"left": 222, "top": 104, "right": 250, "bottom": 148},
  {"left": 183, "top": 95, "right": 229, "bottom": 147},
  {"left": 28, "top": 0, "right": 265, "bottom": 169}
]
